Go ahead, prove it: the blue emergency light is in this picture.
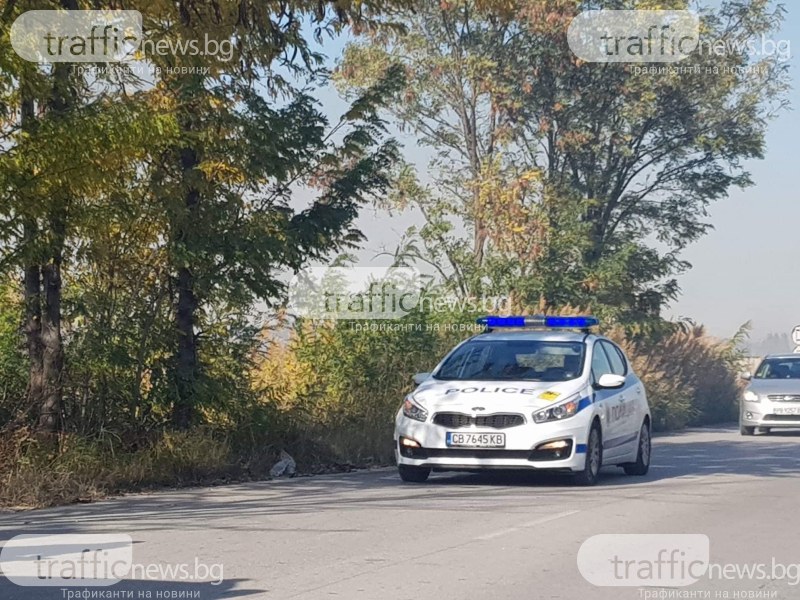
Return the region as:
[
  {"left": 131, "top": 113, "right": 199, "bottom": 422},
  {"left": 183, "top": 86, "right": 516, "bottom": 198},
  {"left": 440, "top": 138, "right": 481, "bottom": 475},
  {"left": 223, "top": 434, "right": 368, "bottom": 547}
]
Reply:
[{"left": 476, "top": 315, "right": 599, "bottom": 329}]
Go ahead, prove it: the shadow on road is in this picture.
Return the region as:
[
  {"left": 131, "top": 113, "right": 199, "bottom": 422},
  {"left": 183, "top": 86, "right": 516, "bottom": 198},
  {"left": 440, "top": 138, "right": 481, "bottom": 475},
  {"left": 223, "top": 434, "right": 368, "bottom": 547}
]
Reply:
[{"left": 436, "top": 426, "right": 800, "bottom": 488}]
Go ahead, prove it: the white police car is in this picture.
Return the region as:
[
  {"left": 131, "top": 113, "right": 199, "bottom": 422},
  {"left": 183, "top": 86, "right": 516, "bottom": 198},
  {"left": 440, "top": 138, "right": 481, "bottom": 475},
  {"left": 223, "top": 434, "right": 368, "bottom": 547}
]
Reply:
[{"left": 394, "top": 316, "right": 651, "bottom": 486}]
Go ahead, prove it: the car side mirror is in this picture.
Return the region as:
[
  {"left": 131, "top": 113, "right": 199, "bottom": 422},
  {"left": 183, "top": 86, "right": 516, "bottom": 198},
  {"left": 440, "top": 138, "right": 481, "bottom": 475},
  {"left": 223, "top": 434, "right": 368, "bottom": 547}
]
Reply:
[
  {"left": 741, "top": 372, "right": 752, "bottom": 381},
  {"left": 594, "top": 373, "right": 626, "bottom": 390},
  {"left": 412, "top": 372, "right": 431, "bottom": 385}
]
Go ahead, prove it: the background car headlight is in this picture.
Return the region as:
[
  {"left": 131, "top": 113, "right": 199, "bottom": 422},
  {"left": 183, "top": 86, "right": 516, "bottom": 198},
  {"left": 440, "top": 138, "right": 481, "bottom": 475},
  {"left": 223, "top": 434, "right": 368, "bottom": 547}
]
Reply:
[
  {"left": 743, "top": 390, "right": 760, "bottom": 403},
  {"left": 533, "top": 395, "right": 580, "bottom": 424},
  {"left": 402, "top": 396, "right": 428, "bottom": 422}
]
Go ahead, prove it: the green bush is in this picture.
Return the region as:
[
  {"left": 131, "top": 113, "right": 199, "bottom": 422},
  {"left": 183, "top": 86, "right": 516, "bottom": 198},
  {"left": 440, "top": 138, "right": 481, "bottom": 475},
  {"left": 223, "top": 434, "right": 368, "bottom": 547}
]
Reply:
[
  {"left": 0, "top": 282, "right": 27, "bottom": 427},
  {"left": 251, "top": 308, "right": 477, "bottom": 466}
]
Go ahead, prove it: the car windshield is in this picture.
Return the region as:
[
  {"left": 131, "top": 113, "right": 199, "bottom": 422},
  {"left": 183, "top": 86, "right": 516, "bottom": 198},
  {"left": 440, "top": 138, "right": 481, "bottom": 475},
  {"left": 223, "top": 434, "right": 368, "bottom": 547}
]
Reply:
[
  {"left": 754, "top": 358, "right": 800, "bottom": 380},
  {"left": 433, "top": 339, "right": 585, "bottom": 382}
]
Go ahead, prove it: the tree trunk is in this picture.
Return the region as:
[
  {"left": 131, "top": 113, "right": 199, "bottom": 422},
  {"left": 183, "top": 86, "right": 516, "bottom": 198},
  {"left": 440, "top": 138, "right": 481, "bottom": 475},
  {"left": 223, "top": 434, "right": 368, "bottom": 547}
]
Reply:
[
  {"left": 23, "top": 248, "right": 44, "bottom": 415},
  {"left": 584, "top": 205, "right": 607, "bottom": 266},
  {"left": 34, "top": 55, "right": 72, "bottom": 434},
  {"left": 172, "top": 146, "right": 201, "bottom": 430},
  {"left": 20, "top": 86, "right": 44, "bottom": 419},
  {"left": 173, "top": 264, "right": 198, "bottom": 429},
  {"left": 473, "top": 203, "right": 487, "bottom": 270},
  {"left": 39, "top": 233, "right": 64, "bottom": 433}
]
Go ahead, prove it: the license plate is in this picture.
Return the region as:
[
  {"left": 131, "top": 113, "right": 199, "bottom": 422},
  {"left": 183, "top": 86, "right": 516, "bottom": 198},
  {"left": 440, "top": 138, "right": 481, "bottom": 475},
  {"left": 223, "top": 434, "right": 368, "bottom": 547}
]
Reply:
[
  {"left": 446, "top": 432, "right": 505, "bottom": 448},
  {"left": 774, "top": 407, "right": 800, "bottom": 416}
]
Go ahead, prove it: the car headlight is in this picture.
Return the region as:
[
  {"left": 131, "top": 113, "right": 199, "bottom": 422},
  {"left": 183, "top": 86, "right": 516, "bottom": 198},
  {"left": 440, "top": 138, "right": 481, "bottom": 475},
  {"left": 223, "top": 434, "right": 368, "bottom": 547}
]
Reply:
[
  {"left": 533, "top": 395, "right": 581, "bottom": 424},
  {"left": 402, "top": 395, "right": 428, "bottom": 422},
  {"left": 743, "top": 390, "right": 760, "bottom": 403}
]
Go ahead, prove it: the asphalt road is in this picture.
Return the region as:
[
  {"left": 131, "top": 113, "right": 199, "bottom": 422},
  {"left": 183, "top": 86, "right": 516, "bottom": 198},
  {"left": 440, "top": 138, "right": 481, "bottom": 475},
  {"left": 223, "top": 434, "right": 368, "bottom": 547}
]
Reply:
[{"left": 2, "top": 426, "right": 800, "bottom": 600}]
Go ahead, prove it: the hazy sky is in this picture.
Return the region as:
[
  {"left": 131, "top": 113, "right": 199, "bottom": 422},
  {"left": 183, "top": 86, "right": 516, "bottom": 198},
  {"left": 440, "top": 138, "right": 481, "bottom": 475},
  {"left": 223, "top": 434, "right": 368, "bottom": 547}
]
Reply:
[
  {"left": 667, "top": 4, "right": 799, "bottom": 340},
  {"left": 309, "top": 3, "right": 799, "bottom": 343}
]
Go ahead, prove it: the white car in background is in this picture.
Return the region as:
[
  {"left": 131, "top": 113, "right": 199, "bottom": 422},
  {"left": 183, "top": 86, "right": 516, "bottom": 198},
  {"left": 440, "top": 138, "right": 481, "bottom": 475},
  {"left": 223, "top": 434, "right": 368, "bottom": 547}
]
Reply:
[
  {"left": 394, "top": 316, "right": 652, "bottom": 486},
  {"left": 740, "top": 354, "right": 800, "bottom": 435}
]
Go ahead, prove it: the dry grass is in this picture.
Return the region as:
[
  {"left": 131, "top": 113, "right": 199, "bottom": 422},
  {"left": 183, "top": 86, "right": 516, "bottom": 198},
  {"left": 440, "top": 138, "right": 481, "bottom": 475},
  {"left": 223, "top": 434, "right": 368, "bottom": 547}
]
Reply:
[
  {"left": 0, "top": 429, "right": 237, "bottom": 509},
  {"left": 609, "top": 325, "right": 742, "bottom": 431}
]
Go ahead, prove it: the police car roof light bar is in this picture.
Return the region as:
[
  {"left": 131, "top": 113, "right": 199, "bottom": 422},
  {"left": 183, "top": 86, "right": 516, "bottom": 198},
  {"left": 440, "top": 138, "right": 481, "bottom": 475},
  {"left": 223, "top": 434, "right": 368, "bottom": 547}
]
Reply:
[{"left": 476, "top": 315, "right": 599, "bottom": 332}]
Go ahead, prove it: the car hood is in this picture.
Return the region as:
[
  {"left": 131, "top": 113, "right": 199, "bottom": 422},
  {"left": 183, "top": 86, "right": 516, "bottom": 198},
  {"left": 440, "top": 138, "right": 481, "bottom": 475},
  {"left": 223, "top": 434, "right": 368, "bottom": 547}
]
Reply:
[
  {"left": 748, "top": 379, "right": 800, "bottom": 396},
  {"left": 411, "top": 379, "right": 585, "bottom": 413}
]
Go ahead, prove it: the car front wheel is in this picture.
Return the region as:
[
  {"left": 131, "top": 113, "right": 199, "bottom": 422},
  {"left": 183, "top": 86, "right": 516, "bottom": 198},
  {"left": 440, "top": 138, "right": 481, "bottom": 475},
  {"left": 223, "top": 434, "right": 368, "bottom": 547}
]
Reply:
[
  {"left": 740, "top": 425, "right": 755, "bottom": 436},
  {"left": 623, "top": 421, "right": 651, "bottom": 476},
  {"left": 573, "top": 424, "right": 602, "bottom": 486}
]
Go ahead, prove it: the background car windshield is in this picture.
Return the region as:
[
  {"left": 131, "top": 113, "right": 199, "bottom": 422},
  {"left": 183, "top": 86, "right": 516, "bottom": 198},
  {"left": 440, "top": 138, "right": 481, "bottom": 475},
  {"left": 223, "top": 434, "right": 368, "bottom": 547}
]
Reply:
[
  {"left": 434, "top": 340, "right": 585, "bottom": 382},
  {"left": 755, "top": 358, "right": 800, "bottom": 380}
]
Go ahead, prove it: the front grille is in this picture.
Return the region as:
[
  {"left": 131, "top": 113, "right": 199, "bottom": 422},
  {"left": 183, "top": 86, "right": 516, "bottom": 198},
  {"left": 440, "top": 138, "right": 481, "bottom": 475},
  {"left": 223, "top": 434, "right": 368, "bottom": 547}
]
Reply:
[
  {"left": 424, "top": 448, "right": 532, "bottom": 460},
  {"left": 763, "top": 414, "right": 800, "bottom": 422},
  {"left": 433, "top": 412, "right": 525, "bottom": 429},
  {"left": 768, "top": 395, "right": 800, "bottom": 403}
]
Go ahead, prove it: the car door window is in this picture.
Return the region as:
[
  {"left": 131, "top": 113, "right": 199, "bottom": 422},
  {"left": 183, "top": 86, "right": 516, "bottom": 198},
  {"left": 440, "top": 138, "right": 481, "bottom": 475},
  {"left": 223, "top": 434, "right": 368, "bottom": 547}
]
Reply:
[
  {"left": 601, "top": 341, "right": 627, "bottom": 376},
  {"left": 591, "top": 342, "right": 613, "bottom": 382}
]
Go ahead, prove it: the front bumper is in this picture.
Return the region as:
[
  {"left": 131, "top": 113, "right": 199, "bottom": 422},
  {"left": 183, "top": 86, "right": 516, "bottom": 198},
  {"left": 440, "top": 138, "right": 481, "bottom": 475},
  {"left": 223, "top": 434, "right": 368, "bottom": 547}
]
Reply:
[
  {"left": 394, "top": 413, "right": 591, "bottom": 472},
  {"left": 741, "top": 404, "right": 800, "bottom": 428}
]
